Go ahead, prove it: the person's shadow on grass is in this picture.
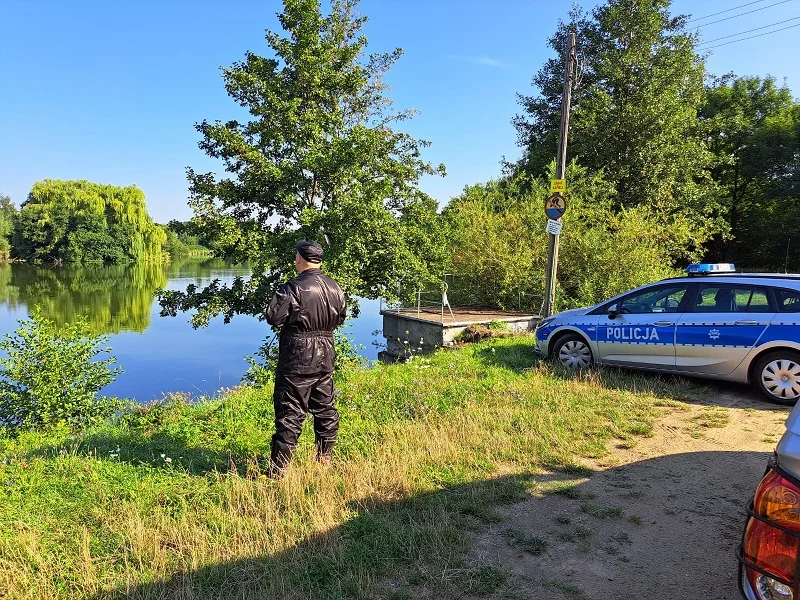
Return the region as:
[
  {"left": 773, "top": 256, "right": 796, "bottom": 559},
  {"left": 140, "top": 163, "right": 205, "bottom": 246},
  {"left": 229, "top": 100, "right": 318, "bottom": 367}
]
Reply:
[{"left": 87, "top": 449, "right": 765, "bottom": 600}]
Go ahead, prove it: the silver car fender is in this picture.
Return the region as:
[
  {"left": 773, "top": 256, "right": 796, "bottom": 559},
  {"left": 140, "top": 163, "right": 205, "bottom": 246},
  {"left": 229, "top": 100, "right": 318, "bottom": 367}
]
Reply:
[
  {"left": 545, "top": 324, "right": 597, "bottom": 358},
  {"left": 733, "top": 339, "right": 800, "bottom": 384}
]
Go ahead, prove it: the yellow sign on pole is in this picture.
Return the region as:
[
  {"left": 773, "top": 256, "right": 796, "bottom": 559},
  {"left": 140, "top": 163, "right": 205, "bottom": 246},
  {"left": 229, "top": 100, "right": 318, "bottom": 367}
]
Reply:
[{"left": 550, "top": 179, "right": 566, "bottom": 193}]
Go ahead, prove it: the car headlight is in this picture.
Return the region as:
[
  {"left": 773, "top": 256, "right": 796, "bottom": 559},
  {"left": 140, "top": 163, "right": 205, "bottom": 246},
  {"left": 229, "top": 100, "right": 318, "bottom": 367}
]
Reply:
[{"left": 537, "top": 317, "right": 556, "bottom": 329}]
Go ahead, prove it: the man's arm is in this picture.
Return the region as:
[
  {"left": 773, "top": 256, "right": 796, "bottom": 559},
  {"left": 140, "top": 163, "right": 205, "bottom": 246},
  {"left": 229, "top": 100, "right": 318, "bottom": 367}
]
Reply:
[
  {"left": 266, "top": 282, "right": 296, "bottom": 328},
  {"left": 336, "top": 290, "right": 347, "bottom": 327}
]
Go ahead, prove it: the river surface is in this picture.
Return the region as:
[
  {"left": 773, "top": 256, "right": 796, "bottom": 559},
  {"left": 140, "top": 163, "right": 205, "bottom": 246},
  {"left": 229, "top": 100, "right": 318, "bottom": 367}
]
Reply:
[{"left": 0, "top": 259, "right": 383, "bottom": 401}]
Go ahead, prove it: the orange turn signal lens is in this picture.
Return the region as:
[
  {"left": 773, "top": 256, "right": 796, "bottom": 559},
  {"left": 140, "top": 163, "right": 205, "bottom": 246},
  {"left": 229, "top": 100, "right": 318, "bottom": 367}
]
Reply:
[{"left": 756, "top": 470, "right": 800, "bottom": 532}]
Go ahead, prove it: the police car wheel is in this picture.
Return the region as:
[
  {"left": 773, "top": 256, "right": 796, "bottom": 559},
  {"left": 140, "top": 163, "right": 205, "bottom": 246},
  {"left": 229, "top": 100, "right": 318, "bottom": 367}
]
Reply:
[
  {"left": 754, "top": 351, "right": 800, "bottom": 406},
  {"left": 552, "top": 334, "right": 593, "bottom": 370}
]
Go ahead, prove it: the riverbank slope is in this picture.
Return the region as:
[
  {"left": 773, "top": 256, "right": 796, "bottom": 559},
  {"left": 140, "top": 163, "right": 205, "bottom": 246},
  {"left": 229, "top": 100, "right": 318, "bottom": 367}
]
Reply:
[{"left": 1, "top": 336, "right": 721, "bottom": 599}]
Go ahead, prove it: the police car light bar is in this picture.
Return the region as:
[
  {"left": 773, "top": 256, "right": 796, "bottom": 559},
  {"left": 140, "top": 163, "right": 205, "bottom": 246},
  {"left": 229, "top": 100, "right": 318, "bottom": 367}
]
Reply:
[{"left": 685, "top": 263, "right": 736, "bottom": 275}]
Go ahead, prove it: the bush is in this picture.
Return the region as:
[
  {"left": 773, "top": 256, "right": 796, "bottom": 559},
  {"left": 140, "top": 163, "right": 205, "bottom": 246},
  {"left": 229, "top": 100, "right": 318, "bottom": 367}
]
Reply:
[
  {"left": 442, "top": 164, "right": 698, "bottom": 312},
  {"left": 0, "top": 309, "right": 124, "bottom": 432},
  {"left": 243, "top": 326, "right": 365, "bottom": 387}
]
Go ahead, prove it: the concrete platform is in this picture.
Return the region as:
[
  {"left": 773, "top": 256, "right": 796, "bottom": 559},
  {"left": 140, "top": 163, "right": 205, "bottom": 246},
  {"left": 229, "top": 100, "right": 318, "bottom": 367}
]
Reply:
[{"left": 379, "top": 306, "right": 540, "bottom": 361}]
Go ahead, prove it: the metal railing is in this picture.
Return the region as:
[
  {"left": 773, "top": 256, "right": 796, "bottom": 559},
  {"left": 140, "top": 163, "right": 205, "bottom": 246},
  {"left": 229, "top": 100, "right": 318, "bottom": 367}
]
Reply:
[
  {"left": 380, "top": 280, "right": 455, "bottom": 321},
  {"left": 379, "top": 274, "right": 545, "bottom": 320}
]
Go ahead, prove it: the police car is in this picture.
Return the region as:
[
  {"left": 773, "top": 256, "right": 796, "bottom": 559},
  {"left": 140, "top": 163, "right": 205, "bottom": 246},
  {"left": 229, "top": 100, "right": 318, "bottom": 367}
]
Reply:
[{"left": 534, "top": 264, "right": 800, "bottom": 404}]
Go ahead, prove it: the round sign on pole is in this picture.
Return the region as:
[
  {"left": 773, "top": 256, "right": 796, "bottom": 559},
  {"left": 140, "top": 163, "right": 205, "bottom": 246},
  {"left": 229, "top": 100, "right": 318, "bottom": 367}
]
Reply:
[{"left": 545, "top": 193, "right": 567, "bottom": 220}]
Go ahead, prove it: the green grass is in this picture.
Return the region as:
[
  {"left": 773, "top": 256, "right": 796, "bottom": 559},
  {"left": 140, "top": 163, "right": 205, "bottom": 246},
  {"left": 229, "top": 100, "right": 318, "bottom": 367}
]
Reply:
[
  {"left": 0, "top": 336, "right": 709, "bottom": 599},
  {"left": 580, "top": 502, "right": 624, "bottom": 519},
  {"left": 690, "top": 406, "right": 730, "bottom": 429},
  {"left": 502, "top": 528, "right": 549, "bottom": 555},
  {"left": 542, "top": 580, "right": 591, "bottom": 600},
  {"left": 555, "top": 521, "right": 593, "bottom": 542}
]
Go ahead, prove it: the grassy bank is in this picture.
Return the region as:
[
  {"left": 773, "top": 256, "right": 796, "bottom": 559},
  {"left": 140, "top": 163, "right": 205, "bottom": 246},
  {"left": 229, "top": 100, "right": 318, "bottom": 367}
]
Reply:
[{"left": 0, "top": 336, "right": 707, "bottom": 599}]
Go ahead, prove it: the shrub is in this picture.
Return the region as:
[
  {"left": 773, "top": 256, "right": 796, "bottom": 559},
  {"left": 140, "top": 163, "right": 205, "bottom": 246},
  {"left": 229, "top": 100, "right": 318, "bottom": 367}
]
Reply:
[
  {"left": 0, "top": 308, "right": 123, "bottom": 432},
  {"left": 243, "top": 326, "right": 365, "bottom": 387},
  {"left": 442, "top": 165, "right": 695, "bottom": 312}
]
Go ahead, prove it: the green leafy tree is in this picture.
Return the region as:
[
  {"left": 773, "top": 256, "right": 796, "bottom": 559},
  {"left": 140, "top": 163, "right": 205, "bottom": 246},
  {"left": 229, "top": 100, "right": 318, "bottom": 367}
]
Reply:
[
  {"left": 160, "top": 225, "right": 188, "bottom": 259},
  {"left": 513, "top": 0, "right": 719, "bottom": 240},
  {"left": 159, "top": 0, "right": 446, "bottom": 326},
  {"left": 443, "top": 165, "right": 694, "bottom": 311},
  {"left": 12, "top": 180, "right": 165, "bottom": 264},
  {"left": 159, "top": 220, "right": 213, "bottom": 257},
  {"left": 0, "top": 309, "right": 123, "bottom": 432},
  {"left": 700, "top": 75, "right": 799, "bottom": 268},
  {"left": 0, "top": 193, "right": 16, "bottom": 259}
]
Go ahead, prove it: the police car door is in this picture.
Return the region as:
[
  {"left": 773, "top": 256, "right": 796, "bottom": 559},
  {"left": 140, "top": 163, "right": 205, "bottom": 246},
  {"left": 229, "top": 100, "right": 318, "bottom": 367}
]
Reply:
[
  {"left": 596, "top": 284, "right": 690, "bottom": 368},
  {"left": 675, "top": 283, "right": 775, "bottom": 375}
]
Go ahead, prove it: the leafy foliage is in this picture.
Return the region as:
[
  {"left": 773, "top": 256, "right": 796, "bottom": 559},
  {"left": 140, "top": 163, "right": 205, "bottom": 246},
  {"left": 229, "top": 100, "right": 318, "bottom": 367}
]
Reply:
[
  {"left": 443, "top": 165, "right": 687, "bottom": 311},
  {"left": 0, "top": 193, "right": 16, "bottom": 259},
  {"left": 701, "top": 76, "right": 800, "bottom": 269},
  {"left": 0, "top": 309, "right": 123, "bottom": 432},
  {"left": 12, "top": 179, "right": 165, "bottom": 264},
  {"left": 243, "top": 326, "right": 365, "bottom": 387},
  {"left": 159, "top": 220, "right": 213, "bottom": 258},
  {"left": 513, "top": 0, "right": 720, "bottom": 244},
  {"left": 159, "top": 0, "right": 446, "bottom": 327}
]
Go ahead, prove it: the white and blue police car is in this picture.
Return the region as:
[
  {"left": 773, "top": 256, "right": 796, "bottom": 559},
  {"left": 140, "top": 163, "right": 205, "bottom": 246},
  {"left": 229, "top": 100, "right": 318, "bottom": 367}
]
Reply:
[{"left": 534, "top": 264, "right": 800, "bottom": 404}]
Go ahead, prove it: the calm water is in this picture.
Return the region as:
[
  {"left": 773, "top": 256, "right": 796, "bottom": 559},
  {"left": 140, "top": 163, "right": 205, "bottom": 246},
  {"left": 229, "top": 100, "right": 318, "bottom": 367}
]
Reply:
[{"left": 0, "top": 259, "right": 383, "bottom": 401}]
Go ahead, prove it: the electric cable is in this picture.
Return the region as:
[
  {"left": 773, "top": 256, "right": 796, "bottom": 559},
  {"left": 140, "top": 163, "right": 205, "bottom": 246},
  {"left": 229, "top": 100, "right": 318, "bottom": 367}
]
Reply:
[
  {"left": 703, "top": 20, "right": 800, "bottom": 47},
  {"left": 688, "top": 0, "right": 774, "bottom": 22},
  {"left": 693, "top": 0, "right": 795, "bottom": 28},
  {"left": 698, "top": 15, "right": 800, "bottom": 45}
]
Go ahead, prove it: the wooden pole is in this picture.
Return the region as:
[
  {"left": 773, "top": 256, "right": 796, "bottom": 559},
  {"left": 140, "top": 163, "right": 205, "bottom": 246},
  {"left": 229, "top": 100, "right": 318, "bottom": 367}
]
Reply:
[{"left": 543, "top": 31, "right": 576, "bottom": 317}]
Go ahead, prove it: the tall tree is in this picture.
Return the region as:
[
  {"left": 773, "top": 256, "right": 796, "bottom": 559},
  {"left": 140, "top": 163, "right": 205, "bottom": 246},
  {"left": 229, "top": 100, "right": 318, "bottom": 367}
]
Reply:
[
  {"left": 701, "top": 76, "right": 800, "bottom": 268},
  {"left": 159, "top": 0, "right": 446, "bottom": 326},
  {"left": 513, "top": 0, "right": 718, "bottom": 244}
]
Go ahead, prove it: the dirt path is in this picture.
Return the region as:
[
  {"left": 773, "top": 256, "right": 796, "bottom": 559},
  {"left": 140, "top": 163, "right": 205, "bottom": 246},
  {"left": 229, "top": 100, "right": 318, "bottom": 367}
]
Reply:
[{"left": 468, "top": 384, "right": 793, "bottom": 600}]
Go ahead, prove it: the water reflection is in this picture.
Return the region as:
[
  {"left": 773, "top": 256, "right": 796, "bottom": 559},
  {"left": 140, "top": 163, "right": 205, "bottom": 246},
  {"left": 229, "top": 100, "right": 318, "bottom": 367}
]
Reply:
[
  {"left": 0, "top": 263, "right": 20, "bottom": 308},
  {"left": 3, "top": 262, "right": 169, "bottom": 334},
  {"left": 0, "top": 259, "right": 381, "bottom": 400},
  {"left": 165, "top": 255, "right": 239, "bottom": 281}
]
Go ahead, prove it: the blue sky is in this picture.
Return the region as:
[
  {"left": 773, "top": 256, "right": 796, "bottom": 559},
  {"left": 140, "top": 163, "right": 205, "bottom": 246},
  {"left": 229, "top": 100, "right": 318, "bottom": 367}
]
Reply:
[{"left": 1, "top": 0, "right": 798, "bottom": 223}]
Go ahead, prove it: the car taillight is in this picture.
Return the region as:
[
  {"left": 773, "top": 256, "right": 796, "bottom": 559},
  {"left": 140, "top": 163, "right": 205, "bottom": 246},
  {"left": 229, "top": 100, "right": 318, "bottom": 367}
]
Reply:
[{"left": 741, "top": 467, "right": 800, "bottom": 599}]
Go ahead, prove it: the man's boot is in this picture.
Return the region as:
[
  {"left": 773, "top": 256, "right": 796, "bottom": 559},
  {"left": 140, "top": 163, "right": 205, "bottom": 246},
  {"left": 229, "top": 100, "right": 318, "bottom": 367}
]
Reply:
[
  {"left": 315, "top": 438, "right": 335, "bottom": 466},
  {"left": 267, "top": 441, "right": 294, "bottom": 479}
]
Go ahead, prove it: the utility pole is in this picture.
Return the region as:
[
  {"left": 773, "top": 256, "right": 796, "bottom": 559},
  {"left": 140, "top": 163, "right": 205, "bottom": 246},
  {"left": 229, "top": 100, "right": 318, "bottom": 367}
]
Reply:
[{"left": 543, "top": 30, "right": 576, "bottom": 318}]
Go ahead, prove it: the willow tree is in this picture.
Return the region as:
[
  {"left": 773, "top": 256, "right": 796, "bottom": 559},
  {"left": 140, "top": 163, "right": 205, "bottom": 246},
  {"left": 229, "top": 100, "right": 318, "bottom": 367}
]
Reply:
[
  {"left": 158, "top": 0, "right": 446, "bottom": 326},
  {"left": 13, "top": 180, "right": 165, "bottom": 264}
]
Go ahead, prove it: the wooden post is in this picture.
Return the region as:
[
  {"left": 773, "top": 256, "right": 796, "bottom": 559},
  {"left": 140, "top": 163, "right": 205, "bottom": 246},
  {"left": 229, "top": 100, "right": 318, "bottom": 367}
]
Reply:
[{"left": 543, "top": 30, "right": 576, "bottom": 317}]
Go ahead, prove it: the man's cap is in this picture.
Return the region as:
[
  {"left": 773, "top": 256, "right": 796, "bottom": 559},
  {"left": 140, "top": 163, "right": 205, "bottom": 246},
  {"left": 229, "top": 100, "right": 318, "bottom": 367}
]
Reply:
[{"left": 296, "top": 240, "right": 324, "bottom": 263}]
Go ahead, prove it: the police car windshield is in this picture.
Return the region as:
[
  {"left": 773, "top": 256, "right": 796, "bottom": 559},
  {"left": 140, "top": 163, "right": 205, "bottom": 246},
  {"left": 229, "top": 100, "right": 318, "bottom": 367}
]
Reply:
[{"left": 618, "top": 285, "right": 687, "bottom": 314}]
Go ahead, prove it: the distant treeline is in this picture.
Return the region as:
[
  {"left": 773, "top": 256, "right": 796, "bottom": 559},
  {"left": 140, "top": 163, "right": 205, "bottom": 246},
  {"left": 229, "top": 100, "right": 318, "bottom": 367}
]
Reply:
[
  {"left": 158, "top": 219, "right": 214, "bottom": 258},
  {"left": 0, "top": 180, "right": 213, "bottom": 264}
]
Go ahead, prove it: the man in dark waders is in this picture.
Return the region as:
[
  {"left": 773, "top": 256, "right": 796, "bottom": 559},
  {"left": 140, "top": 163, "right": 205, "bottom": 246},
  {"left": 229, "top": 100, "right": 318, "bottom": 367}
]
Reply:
[{"left": 265, "top": 240, "right": 346, "bottom": 478}]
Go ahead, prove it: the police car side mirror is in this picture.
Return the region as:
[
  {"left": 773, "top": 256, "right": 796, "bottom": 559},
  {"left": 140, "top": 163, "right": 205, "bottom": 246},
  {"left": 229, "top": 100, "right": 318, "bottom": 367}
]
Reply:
[{"left": 607, "top": 304, "right": 619, "bottom": 320}]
